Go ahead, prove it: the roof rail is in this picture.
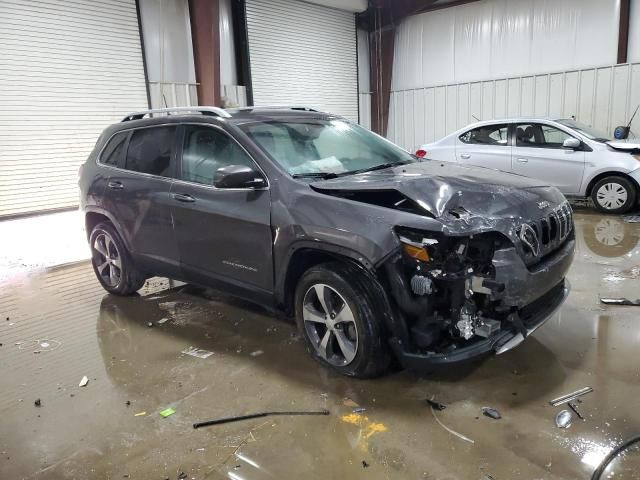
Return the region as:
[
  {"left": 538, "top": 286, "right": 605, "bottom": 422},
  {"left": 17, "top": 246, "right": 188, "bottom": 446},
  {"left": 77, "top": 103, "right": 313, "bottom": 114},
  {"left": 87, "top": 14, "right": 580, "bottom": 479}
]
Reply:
[
  {"left": 231, "top": 105, "right": 319, "bottom": 112},
  {"left": 121, "top": 106, "right": 231, "bottom": 122}
]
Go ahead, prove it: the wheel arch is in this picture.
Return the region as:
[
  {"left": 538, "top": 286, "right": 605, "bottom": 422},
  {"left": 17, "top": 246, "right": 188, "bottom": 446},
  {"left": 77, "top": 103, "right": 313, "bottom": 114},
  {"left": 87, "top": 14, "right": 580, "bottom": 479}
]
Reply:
[
  {"left": 585, "top": 171, "right": 639, "bottom": 197},
  {"left": 84, "top": 208, "right": 132, "bottom": 251}
]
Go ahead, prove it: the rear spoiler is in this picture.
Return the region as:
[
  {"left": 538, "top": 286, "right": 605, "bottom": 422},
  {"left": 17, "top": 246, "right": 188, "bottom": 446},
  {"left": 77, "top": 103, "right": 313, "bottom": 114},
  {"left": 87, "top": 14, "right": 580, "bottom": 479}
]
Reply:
[{"left": 606, "top": 141, "right": 640, "bottom": 153}]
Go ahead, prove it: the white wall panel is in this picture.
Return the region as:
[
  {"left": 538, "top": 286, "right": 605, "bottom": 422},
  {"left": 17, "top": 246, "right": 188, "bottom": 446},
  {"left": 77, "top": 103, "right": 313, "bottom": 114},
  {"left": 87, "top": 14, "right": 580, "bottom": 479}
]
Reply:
[
  {"left": 630, "top": 0, "right": 640, "bottom": 63},
  {"left": 0, "top": 0, "right": 148, "bottom": 217},
  {"left": 246, "top": 0, "right": 358, "bottom": 121},
  {"left": 388, "top": 62, "right": 640, "bottom": 153},
  {"left": 393, "top": 0, "right": 620, "bottom": 91}
]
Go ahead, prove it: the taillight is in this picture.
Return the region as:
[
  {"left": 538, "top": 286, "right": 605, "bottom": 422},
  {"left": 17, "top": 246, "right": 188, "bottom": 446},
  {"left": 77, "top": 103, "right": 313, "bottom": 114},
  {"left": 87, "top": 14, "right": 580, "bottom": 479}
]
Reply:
[{"left": 415, "top": 149, "right": 427, "bottom": 158}]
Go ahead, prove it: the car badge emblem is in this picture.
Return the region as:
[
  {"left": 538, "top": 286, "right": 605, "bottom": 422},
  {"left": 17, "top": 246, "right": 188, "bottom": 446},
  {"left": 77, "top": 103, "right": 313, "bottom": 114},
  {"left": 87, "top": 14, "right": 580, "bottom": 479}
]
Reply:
[
  {"left": 520, "top": 224, "right": 541, "bottom": 256},
  {"left": 537, "top": 200, "right": 550, "bottom": 210}
]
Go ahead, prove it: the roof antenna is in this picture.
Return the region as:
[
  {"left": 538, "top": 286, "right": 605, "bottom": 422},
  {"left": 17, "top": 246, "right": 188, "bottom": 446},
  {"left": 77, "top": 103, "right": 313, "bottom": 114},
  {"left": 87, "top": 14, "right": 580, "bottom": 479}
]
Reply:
[
  {"left": 471, "top": 114, "right": 480, "bottom": 122},
  {"left": 614, "top": 103, "right": 640, "bottom": 140},
  {"left": 162, "top": 93, "right": 169, "bottom": 114}
]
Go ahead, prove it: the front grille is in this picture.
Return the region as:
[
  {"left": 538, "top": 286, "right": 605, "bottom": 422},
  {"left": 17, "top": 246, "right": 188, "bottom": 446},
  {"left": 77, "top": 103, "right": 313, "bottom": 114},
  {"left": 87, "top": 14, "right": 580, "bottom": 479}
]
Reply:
[{"left": 518, "top": 202, "right": 573, "bottom": 265}]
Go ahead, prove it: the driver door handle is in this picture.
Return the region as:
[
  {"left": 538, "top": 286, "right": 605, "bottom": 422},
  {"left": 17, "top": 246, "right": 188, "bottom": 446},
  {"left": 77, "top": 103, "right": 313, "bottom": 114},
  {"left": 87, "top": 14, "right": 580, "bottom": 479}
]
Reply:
[
  {"left": 107, "top": 181, "right": 124, "bottom": 190},
  {"left": 173, "top": 193, "right": 195, "bottom": 203},
  {"left": 460, "top": 154, "right": 471, "bottom": 159},
  {"left": 517, "top": 158, "right": 528, "bottom": 163}
]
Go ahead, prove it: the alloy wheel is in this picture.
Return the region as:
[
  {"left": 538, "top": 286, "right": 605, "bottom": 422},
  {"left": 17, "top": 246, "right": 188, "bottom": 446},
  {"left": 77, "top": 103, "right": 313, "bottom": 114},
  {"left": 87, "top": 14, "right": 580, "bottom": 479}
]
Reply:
[
  {"left": 302, "top": 284, "right": 358, "bottom": 366},
  {"left": 596, "top": 182, "right": 628, "bottom": 210},
  {"left": 92, "top": 232, "right": 122, "bottom": 288}
]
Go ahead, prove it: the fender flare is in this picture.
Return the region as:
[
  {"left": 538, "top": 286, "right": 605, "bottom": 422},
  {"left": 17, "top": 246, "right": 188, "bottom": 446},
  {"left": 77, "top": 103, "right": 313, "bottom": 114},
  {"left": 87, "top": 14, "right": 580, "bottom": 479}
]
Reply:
[{"left": 83, "top": 206, "right": 133, "bottom": 252}]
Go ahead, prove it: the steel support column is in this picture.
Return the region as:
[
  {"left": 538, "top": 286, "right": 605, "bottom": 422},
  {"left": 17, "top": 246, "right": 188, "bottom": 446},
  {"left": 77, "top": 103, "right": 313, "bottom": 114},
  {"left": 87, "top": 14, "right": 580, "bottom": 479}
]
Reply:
[{"left": 189, "top": 0, "right": 221, "bottom": 106}]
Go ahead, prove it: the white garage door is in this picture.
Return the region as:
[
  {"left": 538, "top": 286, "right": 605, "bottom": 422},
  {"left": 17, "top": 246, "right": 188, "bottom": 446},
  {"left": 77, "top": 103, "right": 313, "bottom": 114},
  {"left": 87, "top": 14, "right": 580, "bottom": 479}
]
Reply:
[
  {"left": 245, "top": 0, "right": 359, "bottom": 122},
  {"left": 0, "top": 0, "right": 149, "bottom": 217}
]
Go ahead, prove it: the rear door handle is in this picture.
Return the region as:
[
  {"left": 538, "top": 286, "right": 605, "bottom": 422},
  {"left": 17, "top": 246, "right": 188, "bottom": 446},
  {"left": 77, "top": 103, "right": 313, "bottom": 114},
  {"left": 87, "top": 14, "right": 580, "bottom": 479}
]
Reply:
[
  {"left": 107, "top": 181, "right": 124, "bottom": 190},
  {"left": 173, "top": 193, "right": 195, "bottom": 203},
  {"left": 460, "top": 154, "right": 471, "bottom": 159},
  {"left": 517, "top": 158, "right": 528, "bottom": 163}
]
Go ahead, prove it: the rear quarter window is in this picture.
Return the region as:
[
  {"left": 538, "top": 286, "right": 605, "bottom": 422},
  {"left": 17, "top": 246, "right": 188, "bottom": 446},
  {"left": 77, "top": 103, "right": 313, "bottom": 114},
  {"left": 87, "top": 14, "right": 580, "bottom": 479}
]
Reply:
[{"left": 100, "top": 131, "right": 129, "bottom": 167}]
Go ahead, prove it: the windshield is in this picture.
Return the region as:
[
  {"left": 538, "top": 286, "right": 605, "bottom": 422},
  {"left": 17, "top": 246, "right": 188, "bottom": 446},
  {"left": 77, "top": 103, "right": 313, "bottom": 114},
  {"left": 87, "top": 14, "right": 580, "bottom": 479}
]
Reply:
[
  {"left": 556, "top": 119, "right": 611, "bottom": 142},
  {"left": 240, "top": 119, "right": 416, "bottom": 177}
]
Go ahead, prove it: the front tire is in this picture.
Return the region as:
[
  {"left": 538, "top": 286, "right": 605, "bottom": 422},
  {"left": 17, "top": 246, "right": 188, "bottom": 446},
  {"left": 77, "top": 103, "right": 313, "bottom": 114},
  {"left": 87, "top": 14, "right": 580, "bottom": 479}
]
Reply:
[
  {"left": 591, "top": 176, "right": 637, "bottom": 214},
  {"left": 294, "top": 262, "right": 390, "bottom": 378},
  {"left": 89, "top": 222, "right": 146, "bottom": 295}
]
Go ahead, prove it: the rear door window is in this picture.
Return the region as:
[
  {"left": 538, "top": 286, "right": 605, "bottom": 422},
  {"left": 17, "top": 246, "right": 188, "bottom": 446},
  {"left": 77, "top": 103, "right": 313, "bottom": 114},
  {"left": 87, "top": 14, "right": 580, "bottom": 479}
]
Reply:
[
  {"left": 100, "top": 131, "right": 129, "bottom": 167},
  {"left": 125, "top": 126, "right": 177, "bottom": 177},
  {"left": 459, "top": 124, "right": 509, "bottom": 145}
]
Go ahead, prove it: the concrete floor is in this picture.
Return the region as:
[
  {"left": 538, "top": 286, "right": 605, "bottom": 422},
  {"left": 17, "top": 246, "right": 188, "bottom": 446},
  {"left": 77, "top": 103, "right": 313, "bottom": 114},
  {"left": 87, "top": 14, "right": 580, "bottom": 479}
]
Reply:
[{"left": 1, "top": 209, "right": 640, "bottom": 479}]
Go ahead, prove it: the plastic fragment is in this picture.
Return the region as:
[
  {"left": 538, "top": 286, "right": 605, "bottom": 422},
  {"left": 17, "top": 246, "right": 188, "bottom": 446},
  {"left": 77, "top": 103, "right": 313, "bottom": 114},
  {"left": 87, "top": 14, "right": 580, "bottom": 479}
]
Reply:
[
  {"left": 134, "top": 411, "right": 147, "bottom": 417},
  {"left": 79, "top": 376, "right": 89, "bottom": 387},
  {"left": 34, "top": 398, "right": 41, "bottom": 407},
  {"left": 160, "top": 407, "right": 176, "bottom": 417},
  {"left": 481, "top": 407, "right": 501, "bottom": 419},
  {"left": 426, "top": 399, "right": 447, "bottom": 411},
  {"left": 250, "top": 350, "right": 264, "bottom": 357},
  {"left": 182, "top": 346, "right": 214, "bottom": 359},
  {"left": 555, "top": 409, "right": 572, "bottom": 428}
]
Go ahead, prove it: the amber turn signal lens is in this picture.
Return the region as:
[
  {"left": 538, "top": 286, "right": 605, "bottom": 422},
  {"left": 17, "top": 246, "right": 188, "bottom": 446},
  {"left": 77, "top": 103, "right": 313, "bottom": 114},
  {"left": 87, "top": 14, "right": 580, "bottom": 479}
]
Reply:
[{"left": 403, "top": 243, "right": 430, "bottom": 261}]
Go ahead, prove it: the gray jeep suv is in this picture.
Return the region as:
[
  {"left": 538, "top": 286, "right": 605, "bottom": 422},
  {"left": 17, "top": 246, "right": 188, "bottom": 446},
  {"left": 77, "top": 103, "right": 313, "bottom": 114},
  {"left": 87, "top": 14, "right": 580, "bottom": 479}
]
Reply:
[{"left": 79, "top": 106, "right": 575, "bottom": 378}]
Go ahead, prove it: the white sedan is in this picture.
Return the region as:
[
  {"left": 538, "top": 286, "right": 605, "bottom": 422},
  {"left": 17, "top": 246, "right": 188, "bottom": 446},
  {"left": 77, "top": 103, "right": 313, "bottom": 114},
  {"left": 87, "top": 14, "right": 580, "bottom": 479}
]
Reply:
[{"left": 417, "top": 118, "right": 640, "bottom": 214}]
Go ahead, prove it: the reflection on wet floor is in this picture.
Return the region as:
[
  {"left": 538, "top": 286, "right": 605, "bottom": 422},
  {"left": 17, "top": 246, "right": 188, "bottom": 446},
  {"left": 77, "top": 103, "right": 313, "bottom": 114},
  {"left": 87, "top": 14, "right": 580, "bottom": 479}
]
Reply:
[{"left": 1, "top": 210, "right": 640, "bottom": 479}]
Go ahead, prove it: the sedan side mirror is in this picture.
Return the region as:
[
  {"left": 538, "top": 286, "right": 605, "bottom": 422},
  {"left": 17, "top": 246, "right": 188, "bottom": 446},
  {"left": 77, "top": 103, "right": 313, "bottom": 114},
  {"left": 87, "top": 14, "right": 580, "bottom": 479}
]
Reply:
[
  {"left": 214, "top": 165, "right": 266, "bottom": 189},
  {"left": 562, "top": 138, "right": 581, "bottom": 150}
]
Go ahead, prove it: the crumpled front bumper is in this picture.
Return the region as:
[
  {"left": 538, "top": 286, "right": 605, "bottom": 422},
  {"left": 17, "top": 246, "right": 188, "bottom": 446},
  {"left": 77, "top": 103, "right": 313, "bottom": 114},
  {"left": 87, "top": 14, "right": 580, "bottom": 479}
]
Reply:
[{"left": 389, "top": 279, "right": 570, "bottom": 370}]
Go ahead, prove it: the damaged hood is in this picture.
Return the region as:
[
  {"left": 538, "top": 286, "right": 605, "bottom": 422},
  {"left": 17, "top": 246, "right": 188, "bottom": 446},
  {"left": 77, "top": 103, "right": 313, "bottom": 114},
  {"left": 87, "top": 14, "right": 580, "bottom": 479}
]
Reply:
[
  {"left": 311, "top": 161, "right": 566, "bottom": 221},
  {"left": 606, "top": 141, "right": 640, "bottom": 152}
]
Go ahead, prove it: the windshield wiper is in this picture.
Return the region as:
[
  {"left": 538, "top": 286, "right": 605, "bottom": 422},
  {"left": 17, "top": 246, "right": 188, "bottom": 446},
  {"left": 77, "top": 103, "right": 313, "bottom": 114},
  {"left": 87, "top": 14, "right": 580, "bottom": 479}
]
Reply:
[
  {"left": 340, "top": 160, "right": 412, "bottom": 177},
  {"left": 291, "top": 172, "right": 338, "bottom": 179}
]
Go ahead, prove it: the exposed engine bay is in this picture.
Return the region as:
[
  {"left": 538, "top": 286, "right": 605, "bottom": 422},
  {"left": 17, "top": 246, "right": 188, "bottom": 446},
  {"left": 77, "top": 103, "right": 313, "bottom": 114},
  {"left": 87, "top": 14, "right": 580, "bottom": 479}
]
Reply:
[{"left": 382, "top": 225, "right": 570, "bottom": 357}]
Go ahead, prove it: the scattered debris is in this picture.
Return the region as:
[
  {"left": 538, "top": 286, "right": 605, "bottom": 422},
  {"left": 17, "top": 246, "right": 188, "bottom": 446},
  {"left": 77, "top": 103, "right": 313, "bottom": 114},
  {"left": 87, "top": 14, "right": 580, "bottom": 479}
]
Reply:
[
  {"left": 177, "top": 472, "right": 187, "bottom": 479},
  {"left": 549, "top": 387, "right": 593, "bottom": 406},
  {"left": 147, "top": 322, "right": 153, "bottom": 328},
  {"left": 79, "top": 376, "right": 89, "bottom": 387},
  {"left": 343, "top": 398, "right": 359, "bottom": 408},
  {"left": 157, "top": 318, "right": 169, "bottom": 325},
  {"left": 591, "top": 434, "right": 640, "bottom": 480},
  {"left": 34, "top": 398, "right": 41, "bottom": 407},
  {"left": 193, "top": 409, "right": 329, "bottom": 429},
  {"left": 181, "top": 346, "right": 214, "bottom": 359},
  {"left": 426, "top": 399, "right": 447, "bottom": 411},
  {"left": 249, "top": 350, "right": 264, "bottom": 357},
  {"left": 623, "top": 215, "right": 640, "bottom": 223},
  {"left": 17, "top": 339, "right": 62, "bottom": 352},
  {"left": 160, "top": 407, "right": 176, "bottom": 418},
  {"left": 568, "top": 401, "right": 585, "bottom": 421},
  {"left": 555, "top": 409, "right": 572, "bottom": 428},
  {"left": 134, "top": 411, "right": 147, "bottom": 417},
  {"left": 482, "top": 407, "right": 502, "bottom": 420},
  {"left": 600, "top": 297, "right": 640, "bottom": 306},
  {"left": 429, "top": 402, "right": 474, "bottom": 444},
  {"left": 362, "top": 460, "right": 370, "bottom": 468},
  {"left": 125, "top": 400, "right": 131, "bottom": 406},
  {"left": 352, "top": 407, "right": 367, "bottom": 413}
]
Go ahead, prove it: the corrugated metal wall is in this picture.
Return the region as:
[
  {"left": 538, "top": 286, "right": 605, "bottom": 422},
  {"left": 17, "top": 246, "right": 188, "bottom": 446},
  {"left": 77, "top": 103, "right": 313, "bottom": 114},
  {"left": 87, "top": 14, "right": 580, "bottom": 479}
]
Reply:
[
  {"left": 0, "top": 0, "right": 149, "bottom": 217},
  {"left": 388, "top": 62, "right": 640, "bottom": 151},
  {"left": 245, "top": 0, "right": 359, "bottom": 122}
]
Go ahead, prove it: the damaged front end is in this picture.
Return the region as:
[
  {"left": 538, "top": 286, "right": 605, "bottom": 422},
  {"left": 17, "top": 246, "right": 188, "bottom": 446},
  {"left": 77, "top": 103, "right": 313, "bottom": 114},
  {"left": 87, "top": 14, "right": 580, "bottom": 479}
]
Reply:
[{"left": 380, "top": 215, "right": 574, "bottom": 369}]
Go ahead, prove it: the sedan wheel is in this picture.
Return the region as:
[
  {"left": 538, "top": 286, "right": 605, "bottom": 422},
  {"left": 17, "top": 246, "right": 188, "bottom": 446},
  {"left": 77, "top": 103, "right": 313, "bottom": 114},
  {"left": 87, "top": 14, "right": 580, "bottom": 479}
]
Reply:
[
  {"left": 92, "top": 231, "right": 122, "bottom": 288},
  {"left": 591, "top": 176, "right": 637, "bottom": 214},
  {"left": 302, "top": 284, "right": 358, "bottom": 366},
  {"left": 596, "top": 182, "right": 628, "bottom": 210}
]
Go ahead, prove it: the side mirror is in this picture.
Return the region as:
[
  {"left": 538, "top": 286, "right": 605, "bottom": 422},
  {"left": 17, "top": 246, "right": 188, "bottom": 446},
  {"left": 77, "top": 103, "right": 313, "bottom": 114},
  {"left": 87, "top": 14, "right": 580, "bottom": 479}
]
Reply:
[
  {"left": 562, "top": 138, "right": 581, "bottom": 150},
  {"left": 214, "top": 165, "right": 266, "bottom": 189}
]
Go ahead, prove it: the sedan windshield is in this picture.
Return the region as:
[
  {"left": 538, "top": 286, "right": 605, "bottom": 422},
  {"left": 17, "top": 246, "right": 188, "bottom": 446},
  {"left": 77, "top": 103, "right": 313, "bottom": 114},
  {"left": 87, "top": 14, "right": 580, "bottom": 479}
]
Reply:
[
  {"left": 240, "top": 119, "right": 416, "bottom": 177},
  {"left": 556, "top": 119, "right": 611, "bottom": 142}
]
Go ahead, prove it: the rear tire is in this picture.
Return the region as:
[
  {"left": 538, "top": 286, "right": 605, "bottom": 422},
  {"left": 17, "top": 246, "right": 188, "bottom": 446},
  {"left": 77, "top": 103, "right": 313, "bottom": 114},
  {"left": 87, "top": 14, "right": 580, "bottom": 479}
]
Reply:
[
  {"left": 294, "top": 262, "right": 390, "bottom": 378},
  {"left": 89, "top": 222, "right": 146, "bottom": 295},
  {"left": 591, "top": 176, "right": 637, "bottom": 214}
]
